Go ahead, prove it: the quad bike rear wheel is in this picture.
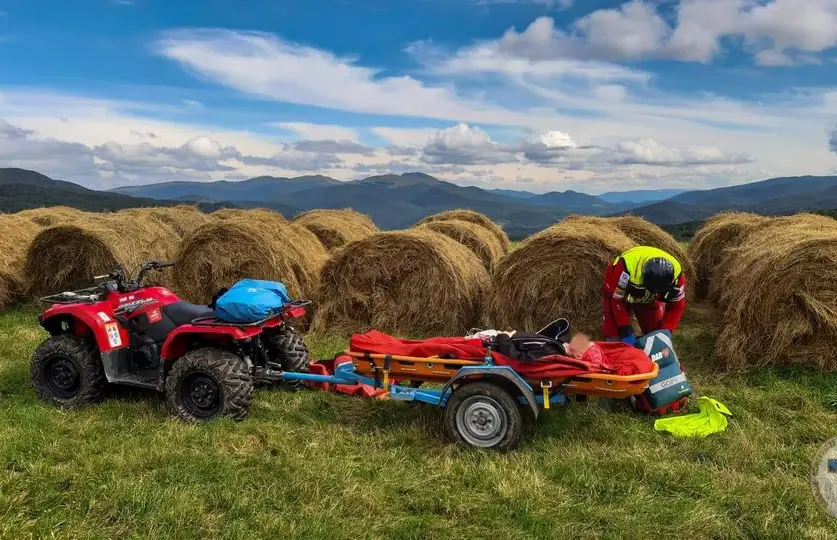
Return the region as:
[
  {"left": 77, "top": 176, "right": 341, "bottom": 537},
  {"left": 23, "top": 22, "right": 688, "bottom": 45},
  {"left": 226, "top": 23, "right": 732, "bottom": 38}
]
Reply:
[
  {"left": 31, "top": 334, "right": 106, "bottom": 405},
  {"left": 265, "top": 326, "right": 309, "bottom": 386},
  {"left": 165, "top": 348, "right": 253, "bottom": 422},
  {"left": 444, "top": 381, "right": 523, "bottom": 451}
]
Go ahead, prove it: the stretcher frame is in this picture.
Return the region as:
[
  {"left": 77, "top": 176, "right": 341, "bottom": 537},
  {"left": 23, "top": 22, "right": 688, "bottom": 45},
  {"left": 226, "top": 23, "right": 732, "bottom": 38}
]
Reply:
[
  {"left": 346, "top": 350, "right": 660, "bottom": 400},
  {"left": 279, "top": 348, "right": 659, "bottom": 414}
]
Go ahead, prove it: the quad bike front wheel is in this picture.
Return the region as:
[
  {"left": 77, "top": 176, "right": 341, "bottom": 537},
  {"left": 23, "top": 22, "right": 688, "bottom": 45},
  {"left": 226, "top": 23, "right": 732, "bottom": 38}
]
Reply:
[
  {"left": 31, "top": 334, "right": 106, "bottom": 406},
  {"left": 444, "top": 381, "right": 523, "bottom": 451},
  {"left": 165, "top": 348, "right": 254, "bottom": 422}
]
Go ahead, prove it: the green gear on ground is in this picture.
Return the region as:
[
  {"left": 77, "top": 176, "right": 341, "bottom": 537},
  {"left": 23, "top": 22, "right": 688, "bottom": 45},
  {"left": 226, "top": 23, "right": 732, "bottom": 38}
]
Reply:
[{"left": 654, "top": 396, "right": 732, "bottom": 438}]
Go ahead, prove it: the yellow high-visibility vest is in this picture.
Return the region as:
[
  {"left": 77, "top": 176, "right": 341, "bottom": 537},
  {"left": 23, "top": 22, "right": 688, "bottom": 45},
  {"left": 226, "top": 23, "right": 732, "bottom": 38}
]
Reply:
[{"left": 614, "top": 246, "right": 682, "bottom": 288}]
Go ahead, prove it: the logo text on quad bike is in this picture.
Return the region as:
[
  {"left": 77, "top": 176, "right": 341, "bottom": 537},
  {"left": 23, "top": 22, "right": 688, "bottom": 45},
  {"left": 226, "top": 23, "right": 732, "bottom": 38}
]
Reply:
[{"left": 118, "top": 298, "right": 156, "bottom": 311}]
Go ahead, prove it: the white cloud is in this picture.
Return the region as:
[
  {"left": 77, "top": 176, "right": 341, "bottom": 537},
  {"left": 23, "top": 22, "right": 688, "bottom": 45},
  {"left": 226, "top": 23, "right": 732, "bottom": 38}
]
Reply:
[
  {"left": 422, "top": 123, "right": 519, "bottom": 165},
  {"left": 534, "top": 131, "right": 577, "bottom": 149},
  {"left": 0, "top": 112, "right": 374, "bottom": 187},
  {"left": 0, "top": 118, "right": 98, "bottom": 180},
  {"left": 665, "top": 0, "right": 746, "bottom": 62},
  {"left": 494, "top": 4, "right": 670, "bottom": 62},
  {"left": 426, "top": 37, "right": 651, "bottom": 82},
  {"left": 275, "top": 122, "right": 360, "bottom": 142},
  {"left": 601, "top": 138, "right": 753, "bottom": 167},
  {"left": 830, "top": 128, "right": 837, "bottom": 154},
  {"left": 183, "top": 136, "right": 225, "bottom": 159},
  {"left": 155, "top": 29, "right": 532, "bottom": 127},
  {"left": 481, "top": 0, "right": 837, "bottom": 66},
  {"left": 412, "top": 123, "right": 751, "bottom": 170},
  {"left": 520, "top": 130, "right": 582, "bottom": 163}
]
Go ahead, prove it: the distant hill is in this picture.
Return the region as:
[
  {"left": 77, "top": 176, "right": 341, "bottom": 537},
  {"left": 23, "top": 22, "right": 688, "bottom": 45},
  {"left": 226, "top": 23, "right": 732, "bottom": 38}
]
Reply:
[
  {"left": 530, "top": 190, "right": 628, "bottom": 213},
  {"left": 616, "top": 201, "right": 717, "bottom": 225},
  {"left": 114, "top": 174, "right": 341, "bottom": 203},
  {"left": 598, "top": 189, "right": 685, "bottom": 204},
  {"left": 0, "top": 168, "right": 231, "bottom": 213},
  {"left": 628, "top": 175, "right": 837, "bottom": 224},
  {"left": 486, "top": 188, "right": 536, "bottom": 200}
]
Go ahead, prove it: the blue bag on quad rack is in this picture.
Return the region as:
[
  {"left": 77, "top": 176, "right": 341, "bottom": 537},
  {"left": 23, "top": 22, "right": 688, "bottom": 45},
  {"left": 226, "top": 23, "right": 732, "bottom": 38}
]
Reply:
[
  {"left": 633, "top": 330, "right": 692, "bottom": 414},
  {"left": 214, "top": 279, "right": 291, "bottom": 324}
]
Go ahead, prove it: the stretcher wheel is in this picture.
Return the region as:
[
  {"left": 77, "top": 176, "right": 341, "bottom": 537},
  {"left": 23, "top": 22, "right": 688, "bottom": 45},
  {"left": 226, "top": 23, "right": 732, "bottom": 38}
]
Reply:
[{"left": 444, "top": 382, "right": 523, "bottom": 451}]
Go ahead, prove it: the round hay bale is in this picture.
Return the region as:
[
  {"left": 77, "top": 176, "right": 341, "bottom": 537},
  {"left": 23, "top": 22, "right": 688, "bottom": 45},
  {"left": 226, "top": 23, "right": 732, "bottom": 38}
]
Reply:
[
  {"left": 212, "top": 208, "right": 287, "bottom": 222},
  {"left": 488, "top": 219, "right": 635, "bottom": 335},
  {"left": 711, "top": 213, "right": 837, "bottom": 304},
  {"left": 0, "top": 214, "right": 41, "bottom": 307},
  {"left": 688, "top": 212, "right": 771, "bottom": 301},
  {"left": 119, "top": 206, "right": 211, "bottom": 238},
  {"left": 0, "top": 269, "right": 24, "bottom": 309},
  {"left": 24, "top": 214, "right": 180, "bottom": 297},
  {"left": 292, "top": 209, "right": 378, "bottom": 252},
  {"left": 417, "top": 210, "right": 510, "bottom": 252},
  {"left": 311, "top": 229, "right": 489, "bottom": 336},
  {"left": 16, "top": 206, "right": 87, "bottom": 227},
  {"left": 768, "top": 212, "right": 837, "bottom": 231},
  {"left": 221, "top": 209, "right": 328, "bottom": 295},
  {"left": 0, "top": 214, "right": 42, "bottom": 260},
  {"left": 173, "top": 216, "right": 328, "bottom": 305},
  {"left": 419, "top": 219, "right": 505, "bottom": 272},
  {"left": 715, "top": 217, "right": 837, "bottom": 370}
]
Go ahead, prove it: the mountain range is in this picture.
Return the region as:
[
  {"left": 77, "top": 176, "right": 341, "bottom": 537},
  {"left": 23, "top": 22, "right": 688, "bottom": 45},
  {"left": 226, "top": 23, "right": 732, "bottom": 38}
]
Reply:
[
  {"left": 2, "top": 167, "right": 837, "bottom": 238},
  {"left": 113, "top": 172, "right": 649, "bottom": 237}
]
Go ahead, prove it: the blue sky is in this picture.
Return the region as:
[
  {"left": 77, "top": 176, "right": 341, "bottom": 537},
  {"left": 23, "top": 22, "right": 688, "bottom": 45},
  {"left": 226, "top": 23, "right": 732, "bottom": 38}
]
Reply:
[{"left": 1, "top": 0, "right": 837, "bottom": 193}]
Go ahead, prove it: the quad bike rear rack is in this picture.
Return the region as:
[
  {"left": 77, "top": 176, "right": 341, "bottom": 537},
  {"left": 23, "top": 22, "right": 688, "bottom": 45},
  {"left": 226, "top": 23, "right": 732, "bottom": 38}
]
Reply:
[{"left": 190, "top": 300, "right": 312, "bottom": 327}]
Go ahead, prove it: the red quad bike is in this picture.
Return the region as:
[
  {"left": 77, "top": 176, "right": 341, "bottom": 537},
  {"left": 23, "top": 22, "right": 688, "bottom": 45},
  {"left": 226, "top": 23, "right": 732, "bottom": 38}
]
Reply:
[{"left": 30, "top": 260, "right": 311, "bottom": 421}]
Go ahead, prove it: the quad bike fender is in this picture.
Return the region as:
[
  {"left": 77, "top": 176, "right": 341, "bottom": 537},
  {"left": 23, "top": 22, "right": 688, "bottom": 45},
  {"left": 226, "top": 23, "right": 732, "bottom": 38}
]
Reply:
[
  {"left": 160, "top": 324, "right": 264, "bottom": 361},
  {"left": 440, "top": 365, "right": 539, "bottom": 420},
  {"left": 40, "top": 306, "right": 129, "bottom": 353}
]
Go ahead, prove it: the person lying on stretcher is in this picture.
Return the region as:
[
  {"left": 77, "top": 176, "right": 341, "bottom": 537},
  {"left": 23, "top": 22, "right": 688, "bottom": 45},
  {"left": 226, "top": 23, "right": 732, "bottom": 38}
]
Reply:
[{"left": 464, "top": 328, "right": 652, "bottom": 377}]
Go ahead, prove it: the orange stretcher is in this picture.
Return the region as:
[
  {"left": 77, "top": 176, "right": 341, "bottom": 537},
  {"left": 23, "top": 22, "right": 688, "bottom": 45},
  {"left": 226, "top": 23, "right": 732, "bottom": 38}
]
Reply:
[{"left": 345, "top": 351, "right": 659, "bottom": 399}]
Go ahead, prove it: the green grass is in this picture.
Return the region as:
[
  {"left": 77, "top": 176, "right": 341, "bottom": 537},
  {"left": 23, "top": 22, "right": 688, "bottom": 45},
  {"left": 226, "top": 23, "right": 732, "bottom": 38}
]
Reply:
[{"left": 2, "top": 306, "right": 837, "bottom": 538}]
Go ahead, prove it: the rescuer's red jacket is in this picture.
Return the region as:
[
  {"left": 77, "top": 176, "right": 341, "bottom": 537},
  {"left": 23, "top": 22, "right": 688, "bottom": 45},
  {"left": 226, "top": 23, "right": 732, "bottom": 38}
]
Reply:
[{"left": 602, "top": 246, "right": 687, "bottom": 337}]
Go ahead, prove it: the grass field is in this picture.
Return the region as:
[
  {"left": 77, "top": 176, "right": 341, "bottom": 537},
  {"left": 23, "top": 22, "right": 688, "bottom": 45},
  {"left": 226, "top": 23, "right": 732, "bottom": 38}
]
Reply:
[{"left": 2, "top": 305, "right": 837, "bottom": 538}]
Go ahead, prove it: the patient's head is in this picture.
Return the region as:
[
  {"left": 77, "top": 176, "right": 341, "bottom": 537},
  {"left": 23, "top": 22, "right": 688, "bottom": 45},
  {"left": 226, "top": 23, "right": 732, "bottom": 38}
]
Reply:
[{"left": 565, "top": 333, "right": 593, "bottom": 358}]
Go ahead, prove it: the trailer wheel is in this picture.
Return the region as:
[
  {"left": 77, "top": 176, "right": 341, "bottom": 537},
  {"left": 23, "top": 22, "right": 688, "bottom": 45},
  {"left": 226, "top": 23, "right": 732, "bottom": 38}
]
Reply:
[
  {"left": 165, "top": 348, "right": 253, "bottom": 422},
  {"left": 444, "top": 381, "right": 523, "bottom": 451},
  {"left": 31, "top": 334, "right": 106, "bottom": 406}
]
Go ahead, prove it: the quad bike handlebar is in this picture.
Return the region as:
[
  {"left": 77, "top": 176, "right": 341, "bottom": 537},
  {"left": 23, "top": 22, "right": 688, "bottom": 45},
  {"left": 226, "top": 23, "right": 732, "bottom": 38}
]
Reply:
[{"left": 42, "top": 260, "right": 175, "bottom": 303}]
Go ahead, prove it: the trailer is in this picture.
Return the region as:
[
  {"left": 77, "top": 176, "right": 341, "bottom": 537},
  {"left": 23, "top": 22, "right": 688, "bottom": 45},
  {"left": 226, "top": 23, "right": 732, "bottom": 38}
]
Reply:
[{"left": 274, "top": 337, "right": 659, "bottom": 451}]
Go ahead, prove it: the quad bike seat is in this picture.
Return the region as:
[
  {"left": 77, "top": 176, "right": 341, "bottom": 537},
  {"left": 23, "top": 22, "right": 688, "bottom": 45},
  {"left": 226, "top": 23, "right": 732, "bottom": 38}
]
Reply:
[{"left": 162, "top": 301, "right": 216, "bottom": 326}]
